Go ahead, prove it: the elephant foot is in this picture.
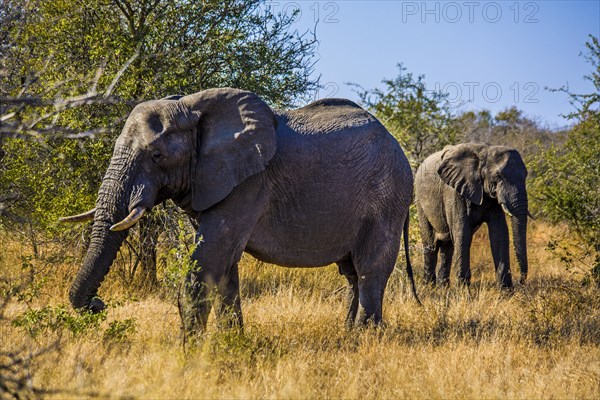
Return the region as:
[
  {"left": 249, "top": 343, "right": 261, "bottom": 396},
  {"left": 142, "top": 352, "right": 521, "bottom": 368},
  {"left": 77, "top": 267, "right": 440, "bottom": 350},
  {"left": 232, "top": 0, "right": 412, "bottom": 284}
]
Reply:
[
  {"left": 437, "top": 277, "right": 450, "bottom": 287},
  {"left": 457, "top": 276, "right": 471, "bottom": 287},
  {"left": 180, "top": 315, "right": 208, "bottom": 340},
  {"left": 423, "top": 274, "right": 436, "bottom": 286},
  {"left": 498, "top": 271, "right": 514, "bottom": 289},
  {"left": 518, "top": 274, "right": 527, "bottom": 285},
  {"left": 177, "top": 296, "right": 211, "bottom": 336},
  {"left": 216, "top": 307, "right": 244, "bottom": 332},
  {"left": 354, "top": 316, "right": 386, "bottom": 331},
  {"left": 499, "top": 282, "right": 514, "bottom": 292}
]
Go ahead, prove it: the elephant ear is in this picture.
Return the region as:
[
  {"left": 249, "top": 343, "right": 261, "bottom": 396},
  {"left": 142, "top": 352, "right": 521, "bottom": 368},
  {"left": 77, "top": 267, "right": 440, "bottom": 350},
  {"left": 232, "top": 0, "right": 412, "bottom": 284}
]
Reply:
[
  {"left": 181, "top": 88, "right": 277, "bottom": 211},
  {"left": 437, "top": 144, "right": 484, "bottom": 205}
]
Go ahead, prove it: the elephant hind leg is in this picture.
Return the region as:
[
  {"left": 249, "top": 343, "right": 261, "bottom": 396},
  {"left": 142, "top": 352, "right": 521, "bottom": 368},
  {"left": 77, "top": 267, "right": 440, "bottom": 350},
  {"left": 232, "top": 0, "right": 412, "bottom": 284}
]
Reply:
[
  {"left": 351, "top": 226, "right": 398, "bottom": 326},
  {"left": 355, "top": 276, "right": 387, "bottom": 326},
  {"left": 337, "top": 257, "right": 359, "bottom": 329}
]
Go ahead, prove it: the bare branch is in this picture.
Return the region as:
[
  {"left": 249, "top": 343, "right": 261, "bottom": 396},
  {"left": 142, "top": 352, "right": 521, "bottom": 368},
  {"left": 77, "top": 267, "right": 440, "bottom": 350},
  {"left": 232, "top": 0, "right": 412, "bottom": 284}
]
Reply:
[{"left": 105, "top": 46, "right": 141, "bottom": 98}]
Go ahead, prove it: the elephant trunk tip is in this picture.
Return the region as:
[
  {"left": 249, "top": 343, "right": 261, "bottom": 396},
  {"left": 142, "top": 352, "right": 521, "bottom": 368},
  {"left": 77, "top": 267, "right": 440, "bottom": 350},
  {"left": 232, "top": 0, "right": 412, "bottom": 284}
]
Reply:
[
  {"left": 88, "top": 297, "right": 107, "bottom": 313},
  {"left": 69, "top": 291, "right": 106, "bottom": 314},
  {"left": 69, "top": 281, "right": 107, "bottom": 314}
]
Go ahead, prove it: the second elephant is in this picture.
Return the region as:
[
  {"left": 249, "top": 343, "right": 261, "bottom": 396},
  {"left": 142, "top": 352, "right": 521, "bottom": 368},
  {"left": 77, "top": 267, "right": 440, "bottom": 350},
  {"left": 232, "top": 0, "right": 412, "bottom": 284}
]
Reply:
[{"left": 415, "top": 143, "right": 530, "bottom": 288}]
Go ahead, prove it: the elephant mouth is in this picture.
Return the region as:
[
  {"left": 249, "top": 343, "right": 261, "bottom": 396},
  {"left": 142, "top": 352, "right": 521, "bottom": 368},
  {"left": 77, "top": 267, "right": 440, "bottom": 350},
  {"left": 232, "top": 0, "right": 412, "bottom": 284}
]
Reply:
[
  {"left": 108, "top": 180, "right": 166, "bottom": 232},
  {"left": 501, "top": 203, "right": 535, "bottom": 219}
]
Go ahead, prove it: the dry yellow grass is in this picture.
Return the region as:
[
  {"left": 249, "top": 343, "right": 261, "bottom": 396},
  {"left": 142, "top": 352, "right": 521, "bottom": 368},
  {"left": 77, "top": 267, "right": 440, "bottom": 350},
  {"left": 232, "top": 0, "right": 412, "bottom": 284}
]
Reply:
[{"left": 1, "top": 220, "right": 599, "bottom": 399}]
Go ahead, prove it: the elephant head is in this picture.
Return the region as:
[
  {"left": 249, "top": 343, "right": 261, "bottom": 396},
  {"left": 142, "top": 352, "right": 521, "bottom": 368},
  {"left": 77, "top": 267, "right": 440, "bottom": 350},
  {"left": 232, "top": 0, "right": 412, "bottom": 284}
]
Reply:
[
  {"left": 64, "top": 88, "right": 277, "bottom": 312},
  {"left": 437, "top": 143, "right": 530, "bottom": 283}
]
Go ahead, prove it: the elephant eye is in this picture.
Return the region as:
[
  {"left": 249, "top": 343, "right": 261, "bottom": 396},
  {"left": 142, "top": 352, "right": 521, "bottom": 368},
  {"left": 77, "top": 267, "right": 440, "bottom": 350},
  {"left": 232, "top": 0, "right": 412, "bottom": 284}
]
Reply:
[{"left": 151, "top": 150, "right": 162, "bottom": 163}]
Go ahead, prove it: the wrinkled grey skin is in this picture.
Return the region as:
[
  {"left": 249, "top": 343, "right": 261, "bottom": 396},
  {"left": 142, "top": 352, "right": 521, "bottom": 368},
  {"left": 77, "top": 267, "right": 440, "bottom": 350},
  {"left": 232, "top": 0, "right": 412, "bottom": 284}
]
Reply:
[
  {"left": 67, "top": 88, "right": 415, "bottom": 331},
  {"left": 414, "top": 143, "right": 529, "bottom": 288}
]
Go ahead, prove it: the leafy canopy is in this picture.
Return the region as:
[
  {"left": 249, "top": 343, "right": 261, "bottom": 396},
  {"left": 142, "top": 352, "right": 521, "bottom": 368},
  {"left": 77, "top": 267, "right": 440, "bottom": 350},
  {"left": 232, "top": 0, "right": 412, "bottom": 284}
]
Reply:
[{"left": 0, "top": 0, "right": 319, "bottom": 236}]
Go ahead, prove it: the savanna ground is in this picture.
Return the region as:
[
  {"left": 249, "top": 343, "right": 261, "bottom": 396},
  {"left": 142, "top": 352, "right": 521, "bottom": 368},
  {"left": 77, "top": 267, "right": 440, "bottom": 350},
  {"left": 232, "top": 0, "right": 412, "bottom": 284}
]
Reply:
[{"left": 1, "top": 219, "right": 599, "bottom": 399}]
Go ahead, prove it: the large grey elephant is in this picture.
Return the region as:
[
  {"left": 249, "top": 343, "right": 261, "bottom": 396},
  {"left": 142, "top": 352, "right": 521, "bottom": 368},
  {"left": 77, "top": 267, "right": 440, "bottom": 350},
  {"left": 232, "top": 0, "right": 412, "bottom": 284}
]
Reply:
[
  {"left": 414, "top": 143, "right": 530, "bottom": 289},
  {"left": 61, "top": 88, "right": 417, "bottom": 331}
]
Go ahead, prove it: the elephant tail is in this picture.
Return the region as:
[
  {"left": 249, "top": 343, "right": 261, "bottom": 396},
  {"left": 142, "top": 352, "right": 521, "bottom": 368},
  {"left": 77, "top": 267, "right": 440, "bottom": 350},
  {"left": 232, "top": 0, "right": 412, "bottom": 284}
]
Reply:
[{"left": 404, "top": 215, "right": 421, "bottom": 306}]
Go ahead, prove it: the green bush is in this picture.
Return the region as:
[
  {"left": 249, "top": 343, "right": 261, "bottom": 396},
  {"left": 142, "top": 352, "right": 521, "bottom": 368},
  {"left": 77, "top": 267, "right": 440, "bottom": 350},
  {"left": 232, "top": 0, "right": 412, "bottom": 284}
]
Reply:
[
  {"left": 0, "top": 136, "right": 110, "bottom": 233},
  {"left": 12, "top": 305, "right": 107, "bottom": 338},
  {"left": 103, "top": 318, "right": 137, "bottom": 343},
  {"left": 531, "top": 115, "right": 600, "bottom": 251},
  {"left": 530, "top": 35, "right": 600, "bottom": 282}
]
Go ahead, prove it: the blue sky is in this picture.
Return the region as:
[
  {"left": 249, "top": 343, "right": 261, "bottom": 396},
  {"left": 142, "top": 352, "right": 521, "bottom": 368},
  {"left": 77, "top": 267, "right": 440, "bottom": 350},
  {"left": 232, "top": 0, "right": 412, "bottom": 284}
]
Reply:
[{"left": 276, "top": 1, "right": 600, "bottom": 128}]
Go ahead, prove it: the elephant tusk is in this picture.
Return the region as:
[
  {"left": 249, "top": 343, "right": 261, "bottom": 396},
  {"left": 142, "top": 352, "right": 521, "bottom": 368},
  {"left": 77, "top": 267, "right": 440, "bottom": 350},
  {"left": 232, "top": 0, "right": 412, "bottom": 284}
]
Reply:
[
  {"left": 110, "top": 207, "right": 146, "bottom": 231},
  {"left": 59, "top": 208, "right": 96, "bottom": 223},
  {"left": 501, "top": 204, "right": 514, "bottom": 218}
]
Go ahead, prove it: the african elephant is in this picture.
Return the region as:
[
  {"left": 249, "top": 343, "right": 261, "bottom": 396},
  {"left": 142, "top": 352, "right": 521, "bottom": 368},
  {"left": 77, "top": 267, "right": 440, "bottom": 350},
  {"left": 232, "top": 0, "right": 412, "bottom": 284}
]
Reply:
[
  {"left": 414, "top": 143, "right": 530, "bottom": 289},
  {"left": 61, "top": 88, "right": 417, "bottom": 331}
]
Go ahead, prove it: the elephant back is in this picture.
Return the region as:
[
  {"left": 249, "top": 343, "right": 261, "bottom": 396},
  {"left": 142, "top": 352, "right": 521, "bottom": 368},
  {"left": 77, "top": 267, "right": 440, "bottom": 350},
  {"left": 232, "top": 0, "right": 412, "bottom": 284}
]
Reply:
[{"left": 280, "top": 99, "right": 381, "bottom": 136}]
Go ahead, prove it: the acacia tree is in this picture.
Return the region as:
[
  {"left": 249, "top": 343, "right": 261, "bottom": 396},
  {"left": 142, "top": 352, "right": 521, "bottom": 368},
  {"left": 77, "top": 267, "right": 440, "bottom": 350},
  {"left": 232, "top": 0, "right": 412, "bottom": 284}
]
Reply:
[
  {"left": 0, "top": 0, "right": 319, "bottom": 284},
  {"left": 352, "top": 64, "right": 459, "bottom": 167}
]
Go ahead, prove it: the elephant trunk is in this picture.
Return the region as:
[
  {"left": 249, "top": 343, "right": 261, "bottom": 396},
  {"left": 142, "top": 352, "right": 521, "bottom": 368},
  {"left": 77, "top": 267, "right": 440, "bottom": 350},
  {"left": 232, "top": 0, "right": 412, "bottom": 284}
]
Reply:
[
  {"left": 505, "top": 187, "right": 529, "bottom": 284},
  {"left": 69, "top": 221, "right": 127, "bottom": 311},
  {"left": 69, "top": 148, "right": 136, "bottom": 312},
  {"left": 511, "top": 214, "right": 528, "bottom": 284},
  {"left": 498, "top": 181, "right": 529, "bottom": 285}
]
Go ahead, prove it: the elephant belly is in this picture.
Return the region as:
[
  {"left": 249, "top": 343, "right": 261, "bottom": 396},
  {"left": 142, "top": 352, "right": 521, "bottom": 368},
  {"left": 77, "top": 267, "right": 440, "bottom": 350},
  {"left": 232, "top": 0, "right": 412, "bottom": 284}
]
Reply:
[
  {"left": 244, "top": 241, "right": 348, "bottom": 268},
  {"left": 245, "top": 210, "right": 358, "bottom": 268}
]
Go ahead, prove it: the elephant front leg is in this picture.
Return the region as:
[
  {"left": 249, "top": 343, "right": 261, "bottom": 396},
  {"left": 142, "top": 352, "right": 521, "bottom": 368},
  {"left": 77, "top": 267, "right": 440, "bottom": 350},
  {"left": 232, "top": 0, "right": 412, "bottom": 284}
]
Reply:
[
  {"left": 180, "top": 236, "right": 246, "bottom": 334},
  {"left": 451, "top": 229, "right": 473, "bottom": 286},
  {"left": 214, "top": 263, "right": 243, "bottom": 330},
  {"left": 180, "top": 268, "right": 214, "bottom": 334},
  {"left": 488, "top": 210, "right": 513, "bottom": 289},
  {"left": 179, "top": 174, "right": 267, "bottom": 334}
]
